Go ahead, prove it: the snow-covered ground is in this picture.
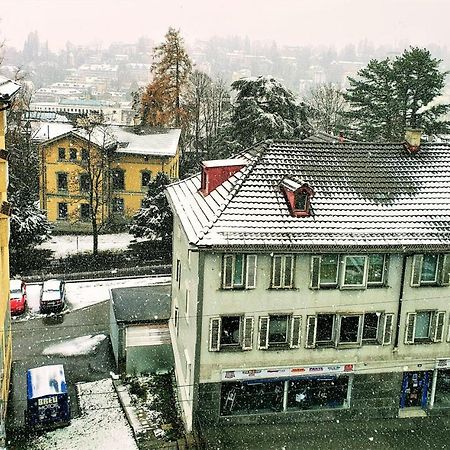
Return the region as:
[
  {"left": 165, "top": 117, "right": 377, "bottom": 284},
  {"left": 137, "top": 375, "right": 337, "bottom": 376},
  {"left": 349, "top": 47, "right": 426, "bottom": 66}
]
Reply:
[
  {"left": 38, "top": 233, "right": 144, "bottom": 258},
  {"left": 28, "top": 378, "right": 138, "bottom": 450},
  {"left": 42, "top": 334, "right": 107, "bottom": 356},
  {"left": 17, "top": 276, "right": 171, "bottom": 321}
]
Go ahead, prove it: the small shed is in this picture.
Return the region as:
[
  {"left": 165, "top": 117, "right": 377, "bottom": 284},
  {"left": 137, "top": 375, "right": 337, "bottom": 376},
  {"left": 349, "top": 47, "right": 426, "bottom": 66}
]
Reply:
[{"left": 110, "top": 284, "right": 173, "bottom": 375}]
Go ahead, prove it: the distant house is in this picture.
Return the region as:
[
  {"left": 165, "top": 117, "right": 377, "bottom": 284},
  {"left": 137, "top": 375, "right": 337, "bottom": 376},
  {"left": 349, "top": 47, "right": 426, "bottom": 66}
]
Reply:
[
  {"left": 39, "top": 127, "right": 180, "bottom": 231},
  {"left": 166, "top": 129, "right": 450, "bottom": 432},
  {"left": 110, "top": 284, "right": 173, "bottom": 375}
]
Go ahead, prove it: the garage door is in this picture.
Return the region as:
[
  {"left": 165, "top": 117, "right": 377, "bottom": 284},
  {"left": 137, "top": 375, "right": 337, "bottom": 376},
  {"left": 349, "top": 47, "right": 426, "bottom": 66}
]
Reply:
[{"left": 126, "top": 324, "right": 171, "bottom": 347}]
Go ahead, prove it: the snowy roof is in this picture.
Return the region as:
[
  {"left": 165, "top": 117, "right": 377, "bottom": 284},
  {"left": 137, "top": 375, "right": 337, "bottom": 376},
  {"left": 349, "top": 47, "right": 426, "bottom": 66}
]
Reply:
[
  {"left": 27, "top": 364, "right": 67, "bottom": 399},
  {"left": 112, "top": 127, "right": 181, "bottom": 157},
  {"left": 166, "top": 140, "right": 450, "bottom": 252},
  {"left": 42, "top": 279, "right": 62, "bottom": 291},
  {"left": 203, "top": 158, "right": 247, "bottom": 168},
  {"left": 0, "top": 75, "right": 21, "bottom": 102},
  {"left": 40, "top": 127, "right": 117, "bottom": 150},
  {"left": 9, "top": 279, "right": 22, "bottom": 292},
  {"left": 111, "top": 284, "right": 171, "bottom": 323},
  {"left": 31, "top": 122, "right": 74, "bottom": 141}
]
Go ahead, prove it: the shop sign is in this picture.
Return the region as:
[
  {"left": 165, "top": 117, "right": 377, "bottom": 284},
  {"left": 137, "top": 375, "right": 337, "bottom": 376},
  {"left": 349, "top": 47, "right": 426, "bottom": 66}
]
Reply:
[
  {"left": 436, "top": 358, "right": 450, "bottom": 369},
  {"left": 222, "top": 363, "right": 354, "bottom": 381}
]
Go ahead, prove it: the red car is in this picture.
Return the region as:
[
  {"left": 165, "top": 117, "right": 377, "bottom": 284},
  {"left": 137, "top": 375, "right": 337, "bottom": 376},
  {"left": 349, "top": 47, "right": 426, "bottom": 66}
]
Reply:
[{"left": 10, "top": 280, "right": 27, "bottom": 315}]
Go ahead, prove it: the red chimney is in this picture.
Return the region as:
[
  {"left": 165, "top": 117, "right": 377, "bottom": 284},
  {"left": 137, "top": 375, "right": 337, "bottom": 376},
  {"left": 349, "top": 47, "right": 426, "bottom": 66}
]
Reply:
[{"left": 200, "top": 159, "right": 246, "bottom": 195}]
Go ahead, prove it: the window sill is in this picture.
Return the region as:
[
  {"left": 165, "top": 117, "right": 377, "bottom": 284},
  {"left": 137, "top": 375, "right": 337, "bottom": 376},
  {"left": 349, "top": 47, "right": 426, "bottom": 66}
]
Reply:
[
  {"left": 315, "top": 342, "right": 336, "bottom": 349},
  {"left": 267, "top": 287, "right": 297, "bottom": 291},
  {"left": 218, "top": 346, "right": 244, "bottom": 352}
]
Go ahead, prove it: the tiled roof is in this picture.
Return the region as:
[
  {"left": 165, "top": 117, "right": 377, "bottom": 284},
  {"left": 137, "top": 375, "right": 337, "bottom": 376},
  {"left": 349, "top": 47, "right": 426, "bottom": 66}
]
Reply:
[{"left": 166, "top": 140, "right": 450, "bottom": 252}]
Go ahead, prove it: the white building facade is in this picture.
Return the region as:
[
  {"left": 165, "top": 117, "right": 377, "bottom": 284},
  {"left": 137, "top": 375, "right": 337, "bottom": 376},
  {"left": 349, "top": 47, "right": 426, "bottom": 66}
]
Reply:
[{"left": 166, "top": 135, "right": 450, "bottom": 431}]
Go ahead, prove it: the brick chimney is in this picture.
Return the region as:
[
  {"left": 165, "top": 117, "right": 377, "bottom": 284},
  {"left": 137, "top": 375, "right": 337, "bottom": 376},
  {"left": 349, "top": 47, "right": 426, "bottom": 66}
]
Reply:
[
  {"left": 405, "top": 128, "right": 422, "bottom": 153},
  {"left": 199, "top": 159, "right": 246, "bottom": 195}
]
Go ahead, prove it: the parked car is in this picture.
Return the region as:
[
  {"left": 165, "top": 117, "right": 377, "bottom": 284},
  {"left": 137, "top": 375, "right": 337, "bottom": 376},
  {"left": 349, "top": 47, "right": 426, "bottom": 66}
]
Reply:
[
  {"left": 9, "top": 279, "right": 27, "bottom": 316},
  {"left": 40, "top": 279, "right": 65, "bottom": 314}
]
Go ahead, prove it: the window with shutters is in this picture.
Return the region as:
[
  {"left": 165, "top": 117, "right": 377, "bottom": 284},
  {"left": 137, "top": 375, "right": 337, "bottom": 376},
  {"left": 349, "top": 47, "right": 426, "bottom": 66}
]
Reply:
[
  {"left": 306, "top": 312, "right": 393, "bottom": 348},
  {"left": 258, "top": 314, "right": 301, "bottom": 350},
  {"left": 405, "top": 310, "right": 446, "bottom": 344},
  {"left": 222, "top": 254, "right": 257, "bottom": 289},
  {"left": 271, "top": 255, "right": 295, "bottom": 289},
  {"left": 411, "top": 254, "right": 450, "bottom": 287},
  {"left": 209, "top": 315, "right": 254, "bottom": 351}
]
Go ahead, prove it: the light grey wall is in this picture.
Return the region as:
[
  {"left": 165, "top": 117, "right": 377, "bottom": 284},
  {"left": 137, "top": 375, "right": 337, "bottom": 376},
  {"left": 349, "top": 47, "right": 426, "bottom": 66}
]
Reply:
[{"left": 198, "top": 252, "right": 450, "bottom": 383}]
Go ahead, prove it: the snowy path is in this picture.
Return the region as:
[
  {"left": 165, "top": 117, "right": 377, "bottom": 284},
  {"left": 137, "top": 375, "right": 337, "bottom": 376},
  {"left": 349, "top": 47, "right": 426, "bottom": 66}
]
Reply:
[
  {"left": 28, "top": 378, "right": 138, "bottom": 450},
  {"left": 37, "top": 233, "right": 144, "bottom": 258}
]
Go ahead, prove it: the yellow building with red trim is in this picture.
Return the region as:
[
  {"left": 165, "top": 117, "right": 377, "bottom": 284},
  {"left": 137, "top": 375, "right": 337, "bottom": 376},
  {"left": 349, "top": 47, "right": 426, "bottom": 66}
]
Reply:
[
  {"left": 0, "top": 76, "right": 20, "bottom": 446},
  {"left": 39, "top": 127, "right": 180, "bottom": 231}
]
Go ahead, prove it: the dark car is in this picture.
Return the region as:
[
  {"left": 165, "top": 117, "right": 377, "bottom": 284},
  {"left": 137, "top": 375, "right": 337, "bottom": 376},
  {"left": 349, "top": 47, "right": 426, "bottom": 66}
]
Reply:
[
  {"left": 9, "top": 279, "right": 27, "bottom": 316},
  {"left": 40, "top": 279, "right": 66, "bottom": 313}
]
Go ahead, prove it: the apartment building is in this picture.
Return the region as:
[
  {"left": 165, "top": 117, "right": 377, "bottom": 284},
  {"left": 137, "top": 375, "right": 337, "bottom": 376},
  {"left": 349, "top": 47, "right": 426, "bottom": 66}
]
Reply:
[
  {"left": 166, "top": 130, "right": 450, "bottom": 431},
  {"left": 0, "top": 76, "right": 21, "bottom": 445}
]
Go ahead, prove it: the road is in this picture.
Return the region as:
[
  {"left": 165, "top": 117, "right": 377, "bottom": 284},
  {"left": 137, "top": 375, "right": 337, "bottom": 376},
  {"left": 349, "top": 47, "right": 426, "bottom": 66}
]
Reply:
[{"left": 7, "top": 300, "right": 115, "bottom": 446}]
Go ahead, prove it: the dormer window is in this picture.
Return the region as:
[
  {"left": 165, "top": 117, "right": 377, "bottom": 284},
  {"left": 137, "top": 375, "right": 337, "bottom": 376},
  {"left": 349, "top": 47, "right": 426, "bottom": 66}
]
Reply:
[{"left": 280, "top": 177, "right": 314, "bottom": 217}]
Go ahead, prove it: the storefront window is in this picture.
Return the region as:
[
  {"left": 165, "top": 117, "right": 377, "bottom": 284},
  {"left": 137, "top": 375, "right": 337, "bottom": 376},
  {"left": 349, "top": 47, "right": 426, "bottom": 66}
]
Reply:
[
  {"left": 220, "top": 376, "right": 350, "bottom": 416},
  {"left": 287, "top": 377, "right": 349, "bottom": 410},
  {"left": 220, "top": 381, "right": 284, "bottom": 416},
  {"left": 434, "top": 370, "right": 450, "bottom": 407}
]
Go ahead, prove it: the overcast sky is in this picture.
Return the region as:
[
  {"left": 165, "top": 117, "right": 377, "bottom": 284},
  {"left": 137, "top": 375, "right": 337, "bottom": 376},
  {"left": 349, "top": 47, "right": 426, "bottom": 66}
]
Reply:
[{"left": 2, "top": 0, "right": 450, "bottom": 51}]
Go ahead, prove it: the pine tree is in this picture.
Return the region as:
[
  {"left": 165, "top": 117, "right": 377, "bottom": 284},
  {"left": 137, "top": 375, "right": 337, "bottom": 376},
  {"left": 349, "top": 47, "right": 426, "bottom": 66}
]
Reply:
[
  {"left": 149, "top": 27, "right": 192, "bottom": 127},
  {"left": 345, "top": 47, "right": 450, "bottom": 141},
  {"left": 129, "top": 173, "right": 173, "bottom": 245},
  {"left": 230, "top": 76, "right": 309, "bottom": 148}
]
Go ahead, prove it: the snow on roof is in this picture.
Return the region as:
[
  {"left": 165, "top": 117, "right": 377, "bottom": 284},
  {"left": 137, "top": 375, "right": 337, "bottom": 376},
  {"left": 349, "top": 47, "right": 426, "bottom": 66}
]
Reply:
[
  {"left": 10, "top": 280, "right": 22, "bottom": 291},
  {"left": 203, "top": 158, "right": 247, "bottom": 168},
  {"left": 112, "top": 127, "right": 181, "bottom": 157},
  {"left": 166, "top": 140, "right": 450, "bottom": 252},
  {"left": 27, "top": 364, "right": 67, "bottom": 399},
  {"left": 32, "top": 122, "right": 74, "bottom": 142},
  {"left": 0, "top": 75, "right": 21, "bottom": 101},
  {"left": 43, "top": 279, "right": 62, "bottom": 291}
]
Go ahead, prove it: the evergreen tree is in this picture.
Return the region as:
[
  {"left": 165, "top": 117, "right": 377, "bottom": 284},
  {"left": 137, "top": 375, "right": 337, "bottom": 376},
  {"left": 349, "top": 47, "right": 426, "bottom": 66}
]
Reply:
[
  {"left": 148, "top": 27, "right": 192, "bottom": 127},
  {"left": 345, "top": 47, "right": 450, "bottom": 141},
  {"left": 129, "top": 173, "right": 173, "bottom": 245},
  {"left": 230, "top": 76, "right": 309, "bottom": 148}
]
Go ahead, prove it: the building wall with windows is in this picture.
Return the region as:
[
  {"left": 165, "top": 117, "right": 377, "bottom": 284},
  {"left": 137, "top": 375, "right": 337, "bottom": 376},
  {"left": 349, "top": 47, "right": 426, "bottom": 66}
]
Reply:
[
  {"left": 39, "top": 132, "right": 179, "bottom": 231},
  {"left": 0, "top": 76, "right": 20, "bottom": 446}
]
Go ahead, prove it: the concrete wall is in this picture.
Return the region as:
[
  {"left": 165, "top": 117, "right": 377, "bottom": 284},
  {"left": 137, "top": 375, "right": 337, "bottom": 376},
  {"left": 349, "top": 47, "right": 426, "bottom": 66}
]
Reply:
[
  {"left": 126, "top": 344, "right": 173, "bottom": 375},
  {"left": 169, "top": 215, "right": 199, "bottom": 431},
  {"left": 110, "top": 300, "right": 120, "bottom": 367}
]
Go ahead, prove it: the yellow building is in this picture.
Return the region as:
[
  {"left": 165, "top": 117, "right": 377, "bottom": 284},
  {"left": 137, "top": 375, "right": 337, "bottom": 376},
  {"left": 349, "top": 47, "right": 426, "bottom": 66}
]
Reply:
[
  {"left": 0, "top": 76, "right": 21, "bottom": 446},
  {"left": 39, "top": 127, "right": 180, "bottom": 231}
]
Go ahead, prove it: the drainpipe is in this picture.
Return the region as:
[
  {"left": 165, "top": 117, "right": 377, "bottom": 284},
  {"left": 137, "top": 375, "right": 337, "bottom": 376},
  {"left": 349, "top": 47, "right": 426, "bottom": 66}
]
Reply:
[{"left": 394, "top": 255, "right": 407, "bottom": 348}]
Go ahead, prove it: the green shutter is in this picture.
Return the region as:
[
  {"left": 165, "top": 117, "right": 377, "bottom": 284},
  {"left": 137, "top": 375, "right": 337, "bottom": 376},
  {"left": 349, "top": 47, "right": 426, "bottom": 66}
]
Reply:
[
  {"left": 440, "top": 255, "right": 450, "bottom": 286},
  {"left": 433, "top": 312, "right": 446, "bottom": 343},
  {"left": 305, "top": 316, "right": 317, "bottom": 348},
  {"left": 272, "top": 255, "right": 282, "bottom": 288},
  {"left": 289, "top": 316, "right": 302, "bottom": 348},
  {"left": 258, "top": 316, "right": 269, "bottom": 349},
  {"left": 222, "top": 255, "right": 233, "bottom": 289},
  {"left": 209, "top": 317, "right": 221, "bottom": 351},
  {"left": 242, "top": 316, "right": 254, "bottom": 350},
  {"left": 246, "top": 255, "right": 257, "bottom": 289},
  {"left": 382, "top": 313, "right": 394, "bottom": 346},
  {"left": 405, "top": 313, "right": 416, "bottom": 344},
  {"left": 284, "top": 255, "right": 294, "bottom": 288},
  {"left": 410, "top": 255, "right": 423, "bottom": 287},
  {"left": 310, "top": 256, "right": 321, "bottom": 289}
]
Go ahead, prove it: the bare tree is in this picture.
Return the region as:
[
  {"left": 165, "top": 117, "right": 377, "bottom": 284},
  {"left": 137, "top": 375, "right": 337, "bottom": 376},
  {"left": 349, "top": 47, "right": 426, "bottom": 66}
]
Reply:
[
  {"left": 73, "top": 115, "right": 115, "bottom": 255},
  {"left": 306, "top": 83, "right": 349, "bottom": 136}
]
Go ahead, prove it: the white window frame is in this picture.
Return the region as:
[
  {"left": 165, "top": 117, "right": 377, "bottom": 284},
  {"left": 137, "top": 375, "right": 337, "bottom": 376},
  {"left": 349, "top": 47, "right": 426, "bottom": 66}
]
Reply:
[
  {"left": 271, "top": 254, "right": 295, "bottom": 289},
  {"left": 411, "top": 254, "right": 450, "bottom": 287},
  {"left": 405, "top": 310, "right": 446, "bottom": 344},
  {"left": 341, "top": 255, "right": 369, "bottom": 289},
  {"left": 315, "top": 313, "right": 337, "bottom": 347},
  {"left": 222, "top": 254, "right": 257, "bottom": 289}
]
